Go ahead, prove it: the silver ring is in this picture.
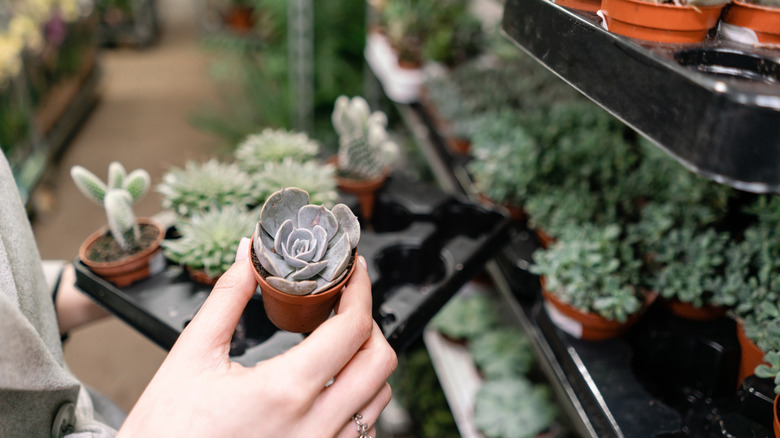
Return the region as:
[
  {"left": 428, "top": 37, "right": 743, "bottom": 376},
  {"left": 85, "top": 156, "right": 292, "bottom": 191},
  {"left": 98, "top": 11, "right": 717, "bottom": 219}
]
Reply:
[{"left": 351, "top": 413, "right": 372, "bottom": 438}]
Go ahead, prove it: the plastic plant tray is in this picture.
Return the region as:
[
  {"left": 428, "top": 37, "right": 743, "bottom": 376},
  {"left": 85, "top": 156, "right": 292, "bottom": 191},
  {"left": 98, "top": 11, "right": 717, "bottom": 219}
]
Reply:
[
  {"left": 501, "top": 0, "right": 780, "bottom": 193},
  {"left": 74, "top": 175, "right": 511, "bottom": 365}
]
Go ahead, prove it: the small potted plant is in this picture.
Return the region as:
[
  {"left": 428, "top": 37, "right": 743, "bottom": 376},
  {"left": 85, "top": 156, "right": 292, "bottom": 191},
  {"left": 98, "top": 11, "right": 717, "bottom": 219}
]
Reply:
[
  {"left": 233, "top": 127, "right": 321, "bottom": 172},
  {"left": 473, "top": 378, "right": 558, "bottom": 438},
  {"left": 331, "top": 95, "right": 399, "bottom": 222},
  {"left": 600, "top": 0, "right": 730, "bottom": 43},
  {"left": 157, "top": 159, "right": 262, "bottom": 217},
  {"left": 162, "top": 206, "right": 258, "bottom": 285},
  {"left": 754, "top": 351, "right": 780, "bottom": 436},
  {"left": 71, "top": 162, "right": 165, "bottom": 287},
  {"left": 721, "top": 0, "right": 780, "bottom": 45},
  {"left": 250, "top": 187, "right": 361, "bottom": 333},
  {"left": 252, "top": 157, "right": 339, "bottom": 208},
  {"left": 530, "top": 223, "right": 655, "bottom": 340}
]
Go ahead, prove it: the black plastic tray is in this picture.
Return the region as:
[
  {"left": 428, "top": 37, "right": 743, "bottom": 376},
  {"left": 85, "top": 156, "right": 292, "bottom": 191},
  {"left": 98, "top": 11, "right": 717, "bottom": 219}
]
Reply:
[
  {"left": 501, "top": 0, "right": 780, "bottom": 193},
  {"left": 74, "top": 175, "right": 512, "bottom": 365}
]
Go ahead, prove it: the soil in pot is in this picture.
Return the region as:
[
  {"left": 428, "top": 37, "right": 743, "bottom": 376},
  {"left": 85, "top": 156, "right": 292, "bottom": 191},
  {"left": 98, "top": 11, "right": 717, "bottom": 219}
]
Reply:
[
  {"left": 249, "top": 237, "right": 358, "bottom": 333},
  {"left": 601, "top": 0, "right": 727, "bottom": 43}
]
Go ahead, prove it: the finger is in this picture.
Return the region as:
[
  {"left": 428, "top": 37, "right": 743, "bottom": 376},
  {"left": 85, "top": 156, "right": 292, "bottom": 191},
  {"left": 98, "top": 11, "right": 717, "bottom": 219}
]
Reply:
[
  {"left": 315, "top": 322, "right": 397, "bottom": 420},
  {"left": 334, "top": 383, "right": 392, "bottom": 438},
  {"left": 268, "top": 256, "right": 373, "bottom": 392},
  {"left": 176, "top": 238, "right": 256, "bottom": 358}
]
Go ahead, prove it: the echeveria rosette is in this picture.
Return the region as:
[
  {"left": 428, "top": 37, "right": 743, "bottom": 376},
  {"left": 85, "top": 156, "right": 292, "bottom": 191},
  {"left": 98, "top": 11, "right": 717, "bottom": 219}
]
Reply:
[{"left": 253, "top": 187, "right": 360, "bottom": 296}]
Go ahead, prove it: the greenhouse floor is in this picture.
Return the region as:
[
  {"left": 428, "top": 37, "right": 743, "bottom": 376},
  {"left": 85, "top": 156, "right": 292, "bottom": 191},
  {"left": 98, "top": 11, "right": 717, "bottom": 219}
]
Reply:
[{"left": 30, "top": 0, "right": 220, "bottom": 413}]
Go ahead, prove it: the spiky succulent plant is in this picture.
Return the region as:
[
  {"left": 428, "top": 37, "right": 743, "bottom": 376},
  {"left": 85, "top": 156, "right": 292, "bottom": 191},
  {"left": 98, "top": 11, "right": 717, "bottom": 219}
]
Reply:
[
  {"left": 157, "top": 159, "right": 261, "bottom": 217},
  {"left": 163, "top": 206, "right": 258, "bottom": 279},
  {"left": 71, "top": 162, "right": 150, "bottom": 251},
  {"left": 253, "top": 187, "right": 360, "bottom": 295},
  {"left": 253, "top": 157, "right": 339, "bottom": 207},
  {"left": 332, "top": 95, "right": 399, "bottom": 180},
  {"left": 234, "top": 128, "right": 321, "bottom": 172}
]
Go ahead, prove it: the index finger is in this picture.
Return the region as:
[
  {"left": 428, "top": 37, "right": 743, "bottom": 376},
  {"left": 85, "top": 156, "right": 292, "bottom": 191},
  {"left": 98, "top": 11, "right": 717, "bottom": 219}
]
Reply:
[{"left": 270, "top": 256, "right": 374, "bottom": 392}]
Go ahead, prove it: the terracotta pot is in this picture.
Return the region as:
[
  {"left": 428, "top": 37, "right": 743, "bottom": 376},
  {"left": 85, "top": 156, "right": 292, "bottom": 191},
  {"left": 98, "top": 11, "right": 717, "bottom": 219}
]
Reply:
[
  {"left": 541, "top": 277, "right": 657, "bottom": 340},
  {"left": 774, "top": 395, "right": 780, "bottom": 438},
  {"left": 185, "top": 267, "right": 221, "bottom": 286},
  {"left": 736, "top": 320, "right": 769, "bottom": 386},
  {"left": 534, "top": 228, "right": 556, "bottom": 249},
  {"left": 722, "top": 1, "right": 780, "bottom": 45},
  {"left": 79, "top": 218, "right": 165, "bottom": 287},
  {"left": 601, "top": 0, "right": 726, "bottom": 43},
  {"left": 446, "top": 137, "right": 472, "bottom": 155},
  {"left": 249, "top": 236, "right": 357, "bottom": 333},
  {"left": 478, "top": 194, "right": 527, "bottom": 223},
  {"left": 328, "top": 156, "right": 388, "bottom": 223},
  {"left": 661, "top": 298, "right": 727, "bottom": 321},
  {"left": 224, "top": 6, "right": 255, "bottom": 33},
  {"left": 556, "top": 0, "right": 601, "bottom": 13}
]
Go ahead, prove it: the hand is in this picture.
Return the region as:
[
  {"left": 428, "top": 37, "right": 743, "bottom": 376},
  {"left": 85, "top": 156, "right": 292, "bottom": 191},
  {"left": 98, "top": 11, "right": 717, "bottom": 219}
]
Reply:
[
  {"left": 118, "top": 238, "right": 397, "bottom": 438},
  {"left": 56, "top": 264, "right": 110, "bottom": 334}
]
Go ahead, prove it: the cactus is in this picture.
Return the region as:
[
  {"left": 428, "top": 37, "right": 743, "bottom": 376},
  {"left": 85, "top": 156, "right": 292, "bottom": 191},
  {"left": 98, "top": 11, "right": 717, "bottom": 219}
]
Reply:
[
  {"left": 252, "top": 187, "right": 360, "bottom": 296},
  {"left": 234, "top": 128, "right": 321, "bottom": 172},
  {"left": 331, "top": 95, "right": 399, "bottom": 180},
  {"left": 71, "top": 162, "right": 150, "bottom": 251}
]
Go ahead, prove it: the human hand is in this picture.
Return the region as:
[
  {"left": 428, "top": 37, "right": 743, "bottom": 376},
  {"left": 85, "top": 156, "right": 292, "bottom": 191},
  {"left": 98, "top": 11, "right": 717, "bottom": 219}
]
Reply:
[
  {"left": 56, "top": 263, "right": 110, "bottom": 334},
  {"left": 117, "top": 238, "right": 397, "bottom": 438}
]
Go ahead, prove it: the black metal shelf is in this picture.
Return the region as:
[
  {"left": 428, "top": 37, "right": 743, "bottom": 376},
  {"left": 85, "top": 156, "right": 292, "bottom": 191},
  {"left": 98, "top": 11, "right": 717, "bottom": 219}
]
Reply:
[{"left": 500, "top": 0, "right": 780, "bottom": 193}]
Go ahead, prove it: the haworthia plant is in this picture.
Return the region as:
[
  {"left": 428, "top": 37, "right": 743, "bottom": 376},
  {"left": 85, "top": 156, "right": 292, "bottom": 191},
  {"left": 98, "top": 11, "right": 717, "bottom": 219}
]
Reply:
[
  {"left": 234, "top": 128, "right": 321, "bottom": 171},
  {"left": 253, "top": 187, "right": 360, "bottom": 295},
  {"left": 71, "top": 162, "right": 150, "bottom": 251},
  {"left": 332, "top": 95, "right": 399, "bottom": 180}
]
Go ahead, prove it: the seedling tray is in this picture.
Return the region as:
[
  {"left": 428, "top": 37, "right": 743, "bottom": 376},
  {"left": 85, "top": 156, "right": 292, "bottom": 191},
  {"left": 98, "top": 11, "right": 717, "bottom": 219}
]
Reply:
[{"left": 74, "top": 175, "right": 511, "bottom": 365}]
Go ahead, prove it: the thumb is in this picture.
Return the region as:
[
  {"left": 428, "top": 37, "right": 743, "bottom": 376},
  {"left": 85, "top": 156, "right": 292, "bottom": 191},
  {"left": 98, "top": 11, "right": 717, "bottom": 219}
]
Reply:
[{"left": 174, "top": 237, "right": 257, "bottom": 360}]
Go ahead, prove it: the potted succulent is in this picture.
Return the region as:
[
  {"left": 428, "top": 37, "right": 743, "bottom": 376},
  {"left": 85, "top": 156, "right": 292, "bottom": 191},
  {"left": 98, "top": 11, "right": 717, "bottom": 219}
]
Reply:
[
  {"left": 331, "top": 95, "right": 399, "bottom": 222},
  {"left": 473, "top": 379, "right": 557, "bottom": 438},
  {"left": 157, "top": 159, "right": 262, "bottom": 217},
  {"left": 429, "top": 292, "right": 502, "bottom": 342},
  {"left": 249, "top": 187, "right": 361, "bottom": 333},
  {"left": 600, "top": 0, "right": 730, "bottom": 43},
  {"left": 233, "top": 127, "right": 321, "bottom": 171},
  {"left": 721, "top": 0, "right": 780, "bottom": 45},
  {"left": 162, "top": 206, "right": 258, "bottom": 285},
  {"left": 754, "top": 351, "right": 780, "bottom": 436},
  {"left": 530, "top": 223, "right": 655, "bottom": 340},
  {"left": 252, "top": 157, "right": 339, "bottom": 208},
  {"left": 469, "top": 327, "right": 536, "bottom": 381},
  {"left": 71, "top": 162, "right": 165, "bottom": 287}
]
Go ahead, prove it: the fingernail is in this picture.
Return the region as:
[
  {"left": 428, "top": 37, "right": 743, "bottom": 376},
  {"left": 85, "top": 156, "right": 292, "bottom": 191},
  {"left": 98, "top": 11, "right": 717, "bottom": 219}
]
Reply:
[
  {"left": 235, "top": 237, "right": 250, "bottom": 262},
  {"left": 358, "top": 255, "right": 367, "bottom": 269}
]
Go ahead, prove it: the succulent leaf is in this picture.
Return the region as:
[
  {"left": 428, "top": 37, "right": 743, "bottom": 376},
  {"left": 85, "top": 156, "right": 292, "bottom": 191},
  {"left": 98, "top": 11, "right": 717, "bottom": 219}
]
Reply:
[
  {"left": 124, "top": 169, "right": 151, "bottom": 201},
  {"left": 319, "top": 233, "right": 351, "bottom": 282},
  {"left": 259, "top": 188, "right": 310, "bottom": 236},
  {"left": 104, "top": 189, "right": 138, "bottom": 251},
  {"left": 332, "top": 204, "right": 361, "bottom": 250},
  {"left": 107, "top": 162, "right": 126, "bottom": 189},
  {"left": 267, "top": 276, "right": 318, "bottom": 296},
  {"left": 298, "top": 205, "right": 338, "bottom": 240},
  {"left": 71, "top": 166, "right": 107, "bottom": 204}
]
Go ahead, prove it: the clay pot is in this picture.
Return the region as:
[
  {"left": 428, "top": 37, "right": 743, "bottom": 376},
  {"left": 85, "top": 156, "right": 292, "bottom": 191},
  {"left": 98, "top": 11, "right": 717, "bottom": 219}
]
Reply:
[
  {"left": 79, "top": 218, "right": 165, "bottom": 287},
  {"left": 224, "top": 6, "right": 255, "bottom": 33},
  {"left": 722, "top": 1, "right": 780, "bottom": 45},
  {"left": 600, "top": 0, "right": 727, "bottom": 43},
  {"left": 555, "top": 0, "right": 601, "bottom": 13},
  {"left": 736, "top": 321, "right": 769, "bottom": 386},
  {"left": 541, "top": 277, "right": 657, "bottom": 340},
  {"left": 185, "top": 267, "right": 221, "bottom": 286},
  {"left": 328, "top": 156, "right": 388, "bottom": 223},
  {"left": 661, "top": 298, "right": 727, "bottom": 321},
  {"left": 249, "top": 236, "right": 357, "bottom": 333},
  {"left": 534, "top": 228, "right": 556, "bottom": 249}
]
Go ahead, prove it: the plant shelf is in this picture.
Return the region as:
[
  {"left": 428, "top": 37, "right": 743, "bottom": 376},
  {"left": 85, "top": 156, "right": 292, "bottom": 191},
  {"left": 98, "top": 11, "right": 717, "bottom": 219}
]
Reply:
[
  {"left": 501, "top": 0, "right": 780, "bottom": 193},
  {"left": 74, "top": 175, "right": 511, "bottom": 365}
]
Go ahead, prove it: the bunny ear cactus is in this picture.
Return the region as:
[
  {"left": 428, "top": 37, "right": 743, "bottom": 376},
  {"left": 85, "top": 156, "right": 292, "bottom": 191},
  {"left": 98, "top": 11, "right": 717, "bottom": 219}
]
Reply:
[
  {"left": 71, "top": 162, "right": 151, "bottom": 251},
  {"left": 332, "top": 95, "right": 399, "bottom": 180},
  {"left": 252, "top": 187, "right": 360, "bottom": 296}
]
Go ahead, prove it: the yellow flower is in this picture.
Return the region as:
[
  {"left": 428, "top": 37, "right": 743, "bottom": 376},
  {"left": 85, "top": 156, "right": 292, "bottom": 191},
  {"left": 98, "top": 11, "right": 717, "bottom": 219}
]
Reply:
[
  {"left": 9, "top": 16, "right": 43, "bottom": 52},
  {"left": 0, "top": 36, "right": 24, "bottom": 86}
]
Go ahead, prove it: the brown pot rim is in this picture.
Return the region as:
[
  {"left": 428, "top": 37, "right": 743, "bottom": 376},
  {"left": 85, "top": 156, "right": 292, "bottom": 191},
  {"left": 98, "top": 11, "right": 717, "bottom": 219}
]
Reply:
[
  {"left": 326, "top": 155, "right": 389, "bottom": 191},
  {"left": 79, "top": 218, "right": 165, "bottom": 269},
  {"left": 723, "top": 1, "right": 780, "bottom": 43},
  {"left": 185, "top": 266, "right": 222, "bottom": 286},
  {"left": 602, "top": 0, "right": 725, "bottom": 42},
  {"left": 555, "top": 0, "right": 602, "bottom": 13},
  {"left": 661, "top": 298, "right": 727, "bottom": 321}
]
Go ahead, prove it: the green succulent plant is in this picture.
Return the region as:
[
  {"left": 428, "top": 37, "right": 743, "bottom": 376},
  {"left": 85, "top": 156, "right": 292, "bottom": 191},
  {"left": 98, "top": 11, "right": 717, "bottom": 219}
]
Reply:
[
  {"left": 234, "top": 128, "right": 321, "bottom": 171},
  {"left": 755, "top": 351, "right": 780, "bottom": 394},
  {"left": 162, "top": 206, "right": 258, "bottom": 279},
  {"left": 70, "top": 162, "right": 151, "bottom": 251},
  {"left": 429, "top": 293, "right": 501, "bottom": 341},
  {"left": 469, "top": 328, "right": 536, "bottom": 381},
  {"left": 157, "top": 159, "right": 261, "bottom": 217},
  {"left": 531, "top": 223, "right": 644, "bottom": 322},
  {"left": 331, "top": 95, "right": 399, "bottom": 180},
  {"left": 473, "top": 379, "right": 557, "bottom": 438},
  {"left": 252, "top": 187, "right": 360, "bottom": 295},
  {"left": 253, "top": 157, "right": 338, "bottom": 207}
]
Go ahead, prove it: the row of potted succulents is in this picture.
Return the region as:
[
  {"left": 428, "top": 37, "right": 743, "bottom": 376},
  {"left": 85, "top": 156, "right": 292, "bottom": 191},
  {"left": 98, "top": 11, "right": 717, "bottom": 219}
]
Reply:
[{"left": 72, "top": 95, "right": 398, "bottom": 334}]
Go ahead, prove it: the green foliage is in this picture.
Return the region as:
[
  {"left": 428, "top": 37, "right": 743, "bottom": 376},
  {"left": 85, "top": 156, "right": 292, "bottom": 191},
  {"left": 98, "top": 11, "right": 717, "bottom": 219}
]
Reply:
[
  {"left": 429, "top": 293, "right": 501, "bottom": 341},
  {"left": 163, "top": 206, "right": 257, "bottom": 278},
  {"left": 473, "top": 379, "right": 557, "bottom": 438},
  {"left": 252, "top": 157, "right": 338, "bottom": 207},
  {"left": 469, "top": 328, "right": 535, "bottom": 380},
  {"left": 157, "top": 159, "right": 261, "bottom": 217},
  {"left": 71, "top": 162, "right": 151, "bottom": 252},
  {"left": 234, "top": 128, "right": 321, "bottom": 172},
  {"left": 531, "top": 224, "right": 643, "bottom": 322},
  {"left": 755, "top": 351, "right": 780, "bottom": 395}
]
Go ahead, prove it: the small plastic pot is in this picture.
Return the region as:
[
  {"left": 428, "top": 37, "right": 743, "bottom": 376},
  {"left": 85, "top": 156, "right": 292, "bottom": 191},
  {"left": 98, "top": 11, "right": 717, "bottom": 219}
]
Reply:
[
  {"left": 601, "top": 0, "right": 726, "bottom": 43},
  {"left": 249, "top": 236, "right": 357, "bottom": 333},
  {"left": 722, "top": 1, "right": 780, "bottom": 45},
  {"left": 661, "top": 298, "right": 727, "bottom": 321},
  {"left": 736, "top": 320, "right": 769, "bottom": 387}
]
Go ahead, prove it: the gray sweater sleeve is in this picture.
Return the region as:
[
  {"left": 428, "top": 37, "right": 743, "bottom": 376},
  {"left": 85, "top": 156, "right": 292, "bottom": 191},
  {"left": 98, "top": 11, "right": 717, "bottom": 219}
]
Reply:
[{"left": 0, "top": 151, "right": 117, "bottom": 437}]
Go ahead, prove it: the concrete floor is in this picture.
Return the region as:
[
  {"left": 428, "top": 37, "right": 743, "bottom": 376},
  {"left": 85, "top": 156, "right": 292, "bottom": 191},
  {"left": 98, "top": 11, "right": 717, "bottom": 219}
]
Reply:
[{"left": 31, "top": 0, "right": 221, "bottom": 413}]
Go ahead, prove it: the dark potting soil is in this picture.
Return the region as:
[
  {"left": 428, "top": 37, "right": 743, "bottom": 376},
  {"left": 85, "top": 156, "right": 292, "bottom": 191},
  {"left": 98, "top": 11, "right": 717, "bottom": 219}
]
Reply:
[{"left": 87, "top": 224, "right": 160, "bottom": 262}]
